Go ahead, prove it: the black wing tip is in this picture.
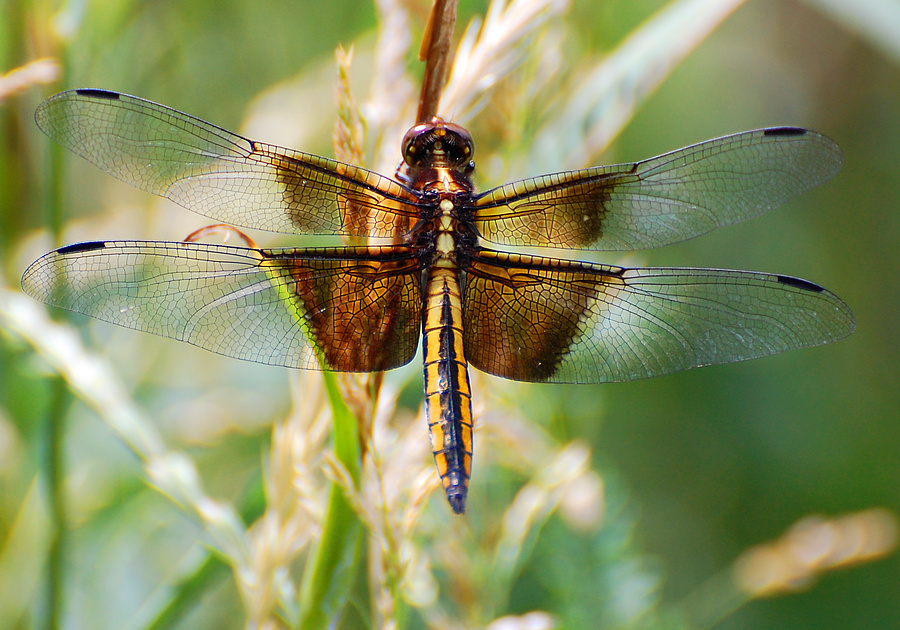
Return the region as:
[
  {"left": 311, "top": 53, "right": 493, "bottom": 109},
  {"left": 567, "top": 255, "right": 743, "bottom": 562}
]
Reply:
[
  {"left": 777, "top": 274, "right": 825, "bottom": 293},
  {"left": 776, "top": 274, "right": 858, "bottom": 342},
  {"left": 764, "top": 126, "right": 808, "bottom": 137},
  {"left": 74, "top": 88, "right": 121, "bottom": 100},
  {"left": 36, "top": 89, "right": 122, "bottom": 128},
  {"left": 57, "top": 241, "right": 107, "bottom": 255}
]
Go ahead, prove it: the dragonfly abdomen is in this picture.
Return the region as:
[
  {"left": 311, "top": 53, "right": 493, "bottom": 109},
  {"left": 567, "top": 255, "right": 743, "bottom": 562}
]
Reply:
[{"left": 422, "top": 266, "right": 473, "bottom": 514}]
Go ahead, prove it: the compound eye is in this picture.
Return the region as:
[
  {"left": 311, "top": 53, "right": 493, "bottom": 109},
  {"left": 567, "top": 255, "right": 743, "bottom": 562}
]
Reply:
[
  {"left": 453, "top": 138, "right": 474, "bottom": 166},
  {"left": 401, "top": 122, "right": 433, "bottom": 167},
  {"left": 441, "top": 122, "right": 474, "bottom": 166},
  {"left": 403, "top": 143, "right": 417, "bottom": 167}
]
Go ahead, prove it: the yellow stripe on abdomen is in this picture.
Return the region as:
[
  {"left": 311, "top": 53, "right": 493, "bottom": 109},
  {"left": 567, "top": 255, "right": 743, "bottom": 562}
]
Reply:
[{"left": 422, "top": 267, "right": 473, "bottom": 514}]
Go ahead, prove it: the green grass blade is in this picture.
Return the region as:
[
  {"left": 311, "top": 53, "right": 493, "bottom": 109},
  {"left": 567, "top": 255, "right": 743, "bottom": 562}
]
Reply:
[{"left": 295, "top": 370, "right": 364, "bottom": 630}]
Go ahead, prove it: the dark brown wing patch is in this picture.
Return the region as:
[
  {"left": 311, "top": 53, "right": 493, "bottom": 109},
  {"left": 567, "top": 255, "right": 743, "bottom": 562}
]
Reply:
[
  {"left": 264, "top": 247, "right": 423, "bottom": 371},
  {"left": 473, "top": 171, "right": 621, "bottom": 249},
  {"left": 463, "top": 250, "right": 620, "bottom": 381},
  {"left": 257, "top": 145, "right": 422, "bottom": 238}
]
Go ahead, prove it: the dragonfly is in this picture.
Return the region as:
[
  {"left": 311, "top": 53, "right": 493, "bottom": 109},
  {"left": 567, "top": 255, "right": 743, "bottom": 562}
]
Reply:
[{"left": 22, "top": 89, "right": 855, "bottom": 514}]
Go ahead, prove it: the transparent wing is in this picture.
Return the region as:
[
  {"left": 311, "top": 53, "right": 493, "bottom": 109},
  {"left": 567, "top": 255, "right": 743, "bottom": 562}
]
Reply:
[
  {"left": 35, "top": 89, "right": 424, "bottom": 237},
  {"left": 464, "top": 250, "right": 855, "bottom": 383},
  {"left": 22, "top": 240, "right": 423, "bottom": 371},
  {"left": 473, "top": 128, "right": 843, "bottom": 251}
]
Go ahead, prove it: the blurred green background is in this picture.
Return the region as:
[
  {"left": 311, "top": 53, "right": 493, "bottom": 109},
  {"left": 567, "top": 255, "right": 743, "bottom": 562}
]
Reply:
[{"left": 1, "top": 0, "right": 898, "bottom": 628}]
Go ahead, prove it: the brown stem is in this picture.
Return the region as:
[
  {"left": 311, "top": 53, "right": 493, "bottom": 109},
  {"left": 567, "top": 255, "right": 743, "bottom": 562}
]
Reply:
[{"left": 416, "top": 0, "right": 458, "bottom": 123}]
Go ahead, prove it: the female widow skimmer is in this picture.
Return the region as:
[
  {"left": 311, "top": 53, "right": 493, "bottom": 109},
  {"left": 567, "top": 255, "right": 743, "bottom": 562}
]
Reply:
[{"left": 23, "top": 89, "right": 855, "bottom": 513}]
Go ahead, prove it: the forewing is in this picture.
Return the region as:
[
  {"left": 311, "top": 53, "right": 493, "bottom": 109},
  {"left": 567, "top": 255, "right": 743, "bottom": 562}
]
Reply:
[
  {"left": 463, "top": 250, "right": 855, "bottom": 383},
  {"left": 473, "top": 128, "right": 843, "bottom": 250},
  {"left": 35, "top": 89, "right": 423, "bottom": 237},
  {"left": 21, "top": 241, "right": 422, "bottom": 371}
]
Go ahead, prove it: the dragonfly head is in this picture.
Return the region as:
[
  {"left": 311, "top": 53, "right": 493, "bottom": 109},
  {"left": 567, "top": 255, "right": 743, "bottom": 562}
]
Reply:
[{"left": 402, "top": 117, "right": 475, "bottom": 173}]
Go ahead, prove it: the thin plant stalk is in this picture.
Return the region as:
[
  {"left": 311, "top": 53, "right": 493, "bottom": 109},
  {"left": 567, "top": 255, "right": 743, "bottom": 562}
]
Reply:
[
  {"left": 416, "top": 0, "right": 458, "bottom": 122},
  {"left": 295, "top": 371, "right": 364, "bottom": 630},
  {"left": 40, "top": 51, "right": 69, "bottom": 629}
]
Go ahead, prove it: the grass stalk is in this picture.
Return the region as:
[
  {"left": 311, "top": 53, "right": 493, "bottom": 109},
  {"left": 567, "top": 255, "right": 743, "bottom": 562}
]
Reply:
[{"left": 295, "top": 371, "right": 364, "bottom": 629}]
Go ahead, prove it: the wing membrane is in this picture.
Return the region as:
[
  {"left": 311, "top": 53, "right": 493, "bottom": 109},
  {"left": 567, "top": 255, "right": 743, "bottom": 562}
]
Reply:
[
  {"left": 473, "top": 128, "right": 843, "bottom": 250},
  {"left": 22, "top": 241, "right": 422, "bottom": 371},
  {"left": 35, "top": 89, "right": 423, "bottom": 237},
  {"left": 463, "top": 250, "right": 855, "bottom": 383}
]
